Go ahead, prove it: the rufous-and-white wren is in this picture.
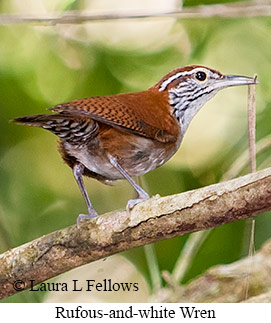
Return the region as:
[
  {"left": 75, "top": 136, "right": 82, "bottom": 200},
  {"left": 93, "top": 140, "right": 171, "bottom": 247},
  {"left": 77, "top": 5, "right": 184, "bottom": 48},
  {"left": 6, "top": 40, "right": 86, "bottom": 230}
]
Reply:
[{"left": 14, "top": 65, "right": 257, "bottom": 226}]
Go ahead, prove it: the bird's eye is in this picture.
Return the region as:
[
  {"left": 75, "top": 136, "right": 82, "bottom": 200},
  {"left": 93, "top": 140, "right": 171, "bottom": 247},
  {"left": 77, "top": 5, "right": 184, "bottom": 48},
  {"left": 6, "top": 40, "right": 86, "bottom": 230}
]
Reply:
[{"left": 195, "top": 71, "right": 207, "bottom": 81}]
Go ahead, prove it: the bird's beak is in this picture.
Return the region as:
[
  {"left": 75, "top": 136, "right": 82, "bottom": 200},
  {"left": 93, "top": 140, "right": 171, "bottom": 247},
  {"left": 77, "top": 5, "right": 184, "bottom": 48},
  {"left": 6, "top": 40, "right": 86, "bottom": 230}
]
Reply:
[{"left": 214, "top": 74, "right": 258, "bottom": 90}]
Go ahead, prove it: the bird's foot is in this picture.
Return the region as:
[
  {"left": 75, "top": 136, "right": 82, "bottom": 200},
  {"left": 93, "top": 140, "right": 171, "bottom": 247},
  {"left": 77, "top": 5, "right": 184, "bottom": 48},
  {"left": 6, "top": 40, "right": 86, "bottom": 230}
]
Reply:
[
  {"left": 76, "top": 209, "right": 98, "bottom": 229},
  {"left": 126, "top": 191, "right": 150, "bottom": 214}
]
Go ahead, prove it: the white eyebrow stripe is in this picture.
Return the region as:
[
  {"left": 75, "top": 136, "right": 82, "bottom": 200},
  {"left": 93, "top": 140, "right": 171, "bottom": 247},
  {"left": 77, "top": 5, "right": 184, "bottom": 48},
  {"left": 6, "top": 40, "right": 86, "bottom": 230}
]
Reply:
[
  {"left": 159, "top": 70, "right": 194, "bottom": 92},
  {"left": 159, "top": 67, "right": 215, "bottom": 92}
]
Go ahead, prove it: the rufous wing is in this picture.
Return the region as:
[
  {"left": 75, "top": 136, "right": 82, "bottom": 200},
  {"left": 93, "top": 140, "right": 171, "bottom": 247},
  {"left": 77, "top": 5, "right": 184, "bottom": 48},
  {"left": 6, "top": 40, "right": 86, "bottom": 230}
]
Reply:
[{"left": 49, "top": 90, "right": 180, "bottom": 143}]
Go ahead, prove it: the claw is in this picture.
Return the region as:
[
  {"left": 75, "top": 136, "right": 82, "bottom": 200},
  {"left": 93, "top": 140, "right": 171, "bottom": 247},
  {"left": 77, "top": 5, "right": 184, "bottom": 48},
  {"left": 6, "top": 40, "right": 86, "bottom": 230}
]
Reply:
[
  {"left": 76, "top": 210, "right": 98, "bottom": 228},
  {"left": 126, "top": 192, "right": 150, "bottom": 213}
]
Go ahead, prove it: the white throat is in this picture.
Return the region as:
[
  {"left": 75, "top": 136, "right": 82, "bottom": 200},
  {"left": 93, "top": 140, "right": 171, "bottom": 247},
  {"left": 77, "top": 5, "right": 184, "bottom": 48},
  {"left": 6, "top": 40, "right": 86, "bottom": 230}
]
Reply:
[{"left": 169, "top": 88, "right": 218, "bottom": 137}]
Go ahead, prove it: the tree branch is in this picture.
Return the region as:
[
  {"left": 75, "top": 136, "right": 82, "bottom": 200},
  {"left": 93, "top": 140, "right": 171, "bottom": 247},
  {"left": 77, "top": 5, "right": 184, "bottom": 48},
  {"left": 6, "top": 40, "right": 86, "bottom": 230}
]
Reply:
[
  {"left": 243, "top": 291, "right": 271, "bottom": 303},
  {"left": 0, "top": 167, "right": 271, "bottom": 300},
  {"left": 0, "top": 1, "right": 271, "bottom": 25},
  {"left": 161, "top": 238, "right": 271, "bottom": 302}
]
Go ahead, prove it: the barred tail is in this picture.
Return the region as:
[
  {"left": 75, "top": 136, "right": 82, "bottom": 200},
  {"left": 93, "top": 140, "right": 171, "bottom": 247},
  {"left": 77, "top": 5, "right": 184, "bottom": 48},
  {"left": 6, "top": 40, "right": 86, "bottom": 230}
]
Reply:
[
  {"left": 13, "top": 114, "right": 57, "bottom": 128},
  {"left": 12, "top": 113, "right": 98, "bottom": 143}
]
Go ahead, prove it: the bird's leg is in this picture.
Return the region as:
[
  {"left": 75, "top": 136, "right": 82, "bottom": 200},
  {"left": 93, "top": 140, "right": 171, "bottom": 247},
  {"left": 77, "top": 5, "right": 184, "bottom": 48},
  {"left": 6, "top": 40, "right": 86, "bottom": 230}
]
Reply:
[
  {"left": 73, "top": 163, "right": 98, "bottom": 227},
  {"left": 108, "top": 155, "right": 150, "bottom": 212}
]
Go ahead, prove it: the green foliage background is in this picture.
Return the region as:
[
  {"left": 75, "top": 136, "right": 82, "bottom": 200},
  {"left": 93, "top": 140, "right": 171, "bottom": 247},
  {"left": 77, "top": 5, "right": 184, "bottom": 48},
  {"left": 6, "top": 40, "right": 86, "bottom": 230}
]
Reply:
[{"left": 0, "top": 0, "right": 270, "bottom": 302}]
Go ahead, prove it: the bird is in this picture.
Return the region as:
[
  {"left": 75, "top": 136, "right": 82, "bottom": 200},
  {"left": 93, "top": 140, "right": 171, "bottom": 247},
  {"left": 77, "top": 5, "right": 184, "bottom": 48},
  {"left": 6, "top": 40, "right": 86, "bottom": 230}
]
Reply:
[{"left": 13, "top": 65, "right": 257, "bottom": 227}]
